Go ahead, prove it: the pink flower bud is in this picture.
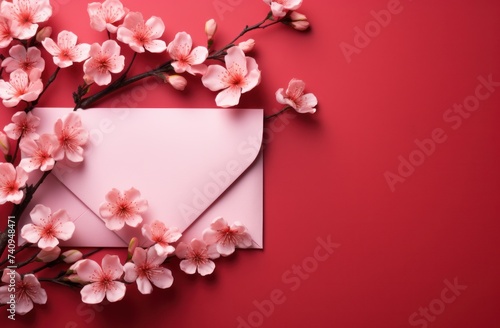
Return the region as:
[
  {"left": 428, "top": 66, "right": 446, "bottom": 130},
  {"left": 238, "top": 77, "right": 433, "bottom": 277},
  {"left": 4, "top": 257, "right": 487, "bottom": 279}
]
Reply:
[
  {"left": 127, "top": 237, "right": 138, "bottom": 261},
  {"left": 68, "top": 259, "right": 84, "bottom": 273},
  {"left": 62, "top": 250, "right": 83, "bottom": 263},
  {"left": 238, "top": 39, "right": 255, "bottom": 53},
  {"left": 36, "top": 26, "right": 52, "bottom": 42},
  {"left": 288, "top": 11, "right": 310, "bottom": 31},
  {"left": 205, "top": 19, "right": 217, "bottom": 40},
  {"left": 83, "top": 74, "right": 94, "bottom": 85},
  {"left": 0, "top": 131, "right": 9, "bottom": 155},
  {"left": 167, "top": 75, "right": 187, "bottom": 91},
  {"left": 36, "top": 246, "right": 61, "bottom": 262}
]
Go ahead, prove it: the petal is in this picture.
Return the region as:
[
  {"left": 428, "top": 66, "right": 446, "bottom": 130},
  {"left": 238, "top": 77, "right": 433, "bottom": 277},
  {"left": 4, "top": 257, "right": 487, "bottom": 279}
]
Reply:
[
  {"left": 122, "top": 12, "right": 144, "bottom": 30},
  {"left": 105, "top": 281, "right": 126, "bottom": 302},
  {"left": 23, "top": 274, "right": 47, "bottom": 304},
  {"left": 136, "top": 276, "right": 153, "bottom": 294},
  {"left": 103, "top": 217, "right": 125, "bottom": 231},
  {"left": 14, "top": 295, "right": 34, "bottom": 315},
  {"left": 123, "top": 263, "right": 138, "bottom": 283},
  {"left": 296, "top": 93, "right": 318, "bottom": 113},
  {"left": 202, "top": 229, "right": 218, "bottom": 245},
  {"left": 275, "top": 88, "right": 286, "bottom": 104},
  {"left": 175, "top": 242, "right": 189, "bottom": 259},
  {"left": 29, "top": 204, "right": 51, "bottom": 226},
  {"left": 197, "top": 261, "right": 215, "bottom": 276},
  {"left": 190, "top": 238, "right": 208, "bottom": 253},
  {"left": 20, "top": 224, "right": 41, "bottom": 243},
  {"left": 71, "top": 43, "right": 91, "bottom": 62},
  {"left": 188, "top": 46, "right": 208, "bottom": 65},
  {"left": 241, "top": 68, "right": 261, "bottom": 94},
  {"left": 215, "top": 86, "right": 242, "bottom": 108},
  {"left": 9, "top": 44, "right": 26, "bottom": 60},
  {"left": 0, "top": 286, "right": 10, "bottom": 303},
  {"left": 225, "top": 47, "right": 247, "bottom": 77},
  {"left": 53, "top": 221, "right": 76, "bottom": 241},
  {"left": 41, "top": 38, "right": 60, "bottom": 56},
  {"left": 210, "top": 217, "right": 228, "bottom": 230},
  {"left": 286, "top": 78, "right": 305, "bottom": 99},
  {"left": 124, "top": 187, "right": 141, "bottom": 202},
  {"left": 57, "top": 30, "right": 78, "bottom": 49},
  {"left": 144, "top": 40, "right": 166, "bottom": 53},
  {"left": 201, "top": 65, "right": 228, "bottom": 91},
  {"left": 101, "top": 255, "right": 124, "bottom": 280},
  {"left": 125, "top": 214, "right": 143, "bottom": 228},
  {"left": 131, "top": 247, "right": 147, "bottom": 265},
  {"left": 105, "top": 188, "right": 122, "bottom": 203},
  {"left": 217, "top": 242, "right": 236, "bottom": 256},
  {"left": 101, "top": 40, "right": 121, "bottom": 57},
  {"left": 167, "top": 32, "right": 192, "bottom": 59},
  {"left": 38, "top": 235, "right": 59, "bottom": 250},
  {"left": 145, "top": 16, "right": 165, "bottom": 39},
  {"left": 146, "top": 246, "right": 168, "bottom": 266},
  {"left": 134, "top": 198, "right": 148, "bottom": 213},
  {"left": 179, "top": 260, "right": 196, "bottom": 274},
  {"left": 76, "top": 259, "right": 102, "bottom": 282},
  {"left": 149, "top": 267, "right": 173, "bottom": 289},
  {"left": 81, "top": 283, "right": 105, "bottom": 304}
]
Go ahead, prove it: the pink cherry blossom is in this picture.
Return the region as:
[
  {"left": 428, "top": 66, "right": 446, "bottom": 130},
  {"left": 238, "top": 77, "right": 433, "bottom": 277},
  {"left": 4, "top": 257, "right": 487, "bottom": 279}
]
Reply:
[
  {"left": 141, "top": 220, "right": 181, "bottom": 256},
  {"left": 87, "top": 0, "right": 127, "bottom": 33},
  {"left": 0, "top": 270, "right": 47, "bottom": 315},
  {"left": 276, "top": 78, "right": 317, "bottom": 113},
  {"left": 4, "top": 111, "right": 40, "bottom": 140},
  {"left": 21, "top": 204, "right": 75, "bottom": 250},
  {"left": 263, "top": 0, "right": 303, "bottom": 18},
  {"left": 0, "top": 68, "right": 43, "bottom": 107},
  {"left": 99, "top": 187, "right": 148, "bottom": 230},
  {"left": 19, "top": 134, "right": 58, "bottom": 172},
  {"left": 167, "top": 31, "right": 208, "bottom": 75},
  {"left": 0, "top": 0, "right": 52, "bottom": 40},
  {"left": 0, "top": 163, "right": 28, "bottom": 205},
  {"left": 77, "top": 255, "right": 126, "bottom": 304},
  {"left": 2, "top": 45, "right": 45, "bottom": 74},
  {"left": 0, "top": 16, "right": 15, "bottom": 48},
  {"left": 202, "top": 217, "right": 253, "bottom": 256},
  {"left": 124, "top": 247, "right": 173, "bottom": 294},
  {"left": 53, "top": 112, "right": 89, "bottom": 163},
  {"left": 201, "top": 46, "right": 261, "bottom": 108},
  {"left": 83, "top": 40, "right": 125, "bottom": 86},
  {"left": 117, "top": 12, "right": 166, "bottom": 53},
  {"left": 42, "top": 30, "right": 91, "bottom": 68},
  {"left": 175, "top": 238, "right": 220, "bottom": 276}
]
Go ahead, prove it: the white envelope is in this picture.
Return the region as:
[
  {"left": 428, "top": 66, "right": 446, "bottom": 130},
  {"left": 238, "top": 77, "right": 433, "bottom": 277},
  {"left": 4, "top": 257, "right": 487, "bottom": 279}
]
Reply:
[{"left": 19, "top": 108, "right": 263, "bottom": 249}]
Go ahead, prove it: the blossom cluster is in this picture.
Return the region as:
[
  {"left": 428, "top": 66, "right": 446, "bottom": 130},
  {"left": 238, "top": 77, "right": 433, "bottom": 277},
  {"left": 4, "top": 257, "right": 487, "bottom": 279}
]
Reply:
[{"left": 0, "top": 0, "right": 318, "bottom": 316}]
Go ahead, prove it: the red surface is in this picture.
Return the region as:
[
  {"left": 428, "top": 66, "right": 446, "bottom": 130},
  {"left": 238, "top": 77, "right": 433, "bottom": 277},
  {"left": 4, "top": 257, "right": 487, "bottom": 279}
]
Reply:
[{"left": 1, "top": 0, "right": 500, "bottom": 327}]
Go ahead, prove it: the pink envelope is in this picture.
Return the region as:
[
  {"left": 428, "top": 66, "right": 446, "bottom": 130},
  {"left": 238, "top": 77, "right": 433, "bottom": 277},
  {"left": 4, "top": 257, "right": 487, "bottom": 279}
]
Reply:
[{"left": 19, "top": 108, "right": 263, "bottom": 249}]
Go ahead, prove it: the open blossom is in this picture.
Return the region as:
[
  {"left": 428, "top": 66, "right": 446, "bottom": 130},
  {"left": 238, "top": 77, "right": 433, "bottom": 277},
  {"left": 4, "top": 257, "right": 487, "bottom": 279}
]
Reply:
[
  {"left": 263, "top": 0, "right": 303, "bottom": 18},
  {"left": 117, "top": 12, "right": 166, "bottom": 53},
  {"left": 4, "top": 111, "right": 40, "bottom": 140},
  {"left": 167, "top": 32, "right": 208, "bottom": 75},
  {"left": 42, "top": 30, "right": 91, "bottom": 68},
  {"left": 0, "top": 163, "right": 28, "bottom": 205},
  {"left": 0, "top": 0, "right": 52, "bottom": 40},
  {"left": 0, "top": 68, "right": 43, "bottom": 107},
  {"left": 276, "top": 78, "right": 317, "bottom": 113},
  {"left": 0, "top": 16, "right": 15, "bottom": 48},
  {"left": 83, "top": 40, "right": 125, "bottom": 86},
  {"left": 202, "top": 46, "right": 261, "bottom": 108},
  {"left": 124, "top": 247, "right": 174, "bottom": 294},
  {"left": 142, "top": 220, "right": 182, "bottom": 256},
  {"left": 19, "top": 134, "right": 58, "bottom": 172},
  {"left": 99, "top": 187, "right": 148, "bottom": 230},
  {"left": 53, "top": 112, "right": 89, "bottom": 163},
  {"left": 87, "top": 0, "right": 128, "bottom": 33},
  {"left": 77, "top": 255, "right": 125, "bottom": 304},
  {"left": 203, "top": 217, "right": 253, "bottom": 256},
  {"left": 175, "top": 238, "right": 220, "bottom": 276},
  {"left": 21, "top": 204, "right": 75, "bottom": 250},
  {"left": 0, "top": 270, "right": 47, "bottom": 315},
  {"left": 1, "top": 45, "right": 45, "bottom": 73}
]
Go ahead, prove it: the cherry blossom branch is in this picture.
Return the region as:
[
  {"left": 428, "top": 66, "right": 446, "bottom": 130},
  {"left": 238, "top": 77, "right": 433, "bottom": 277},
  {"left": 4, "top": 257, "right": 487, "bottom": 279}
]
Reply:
[
  {"left": 31, "top": 247, "right": 103, "bottom": 275},
  {"left": 9, "top": 137, "right": 21, "bottom": 164},
  {"left": 0, "top": 243, "right": 32, "bottom": 267},
  {"left": 265, "top": 106, "right": 292, "bottom": 120},
  {"left": 25, "top": 67, "right": 61, "bottom": 113}
]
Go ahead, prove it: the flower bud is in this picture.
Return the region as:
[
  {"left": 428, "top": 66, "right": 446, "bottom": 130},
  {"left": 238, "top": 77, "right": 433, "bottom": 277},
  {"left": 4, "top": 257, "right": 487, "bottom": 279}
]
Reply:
[
  {"left": 62, "top": 249, "right": 83, "bottom": 263},
  {"left": 127, "top": 237, "right": 138, "bottom": 261},
  {"left": 68, "top": 259, "right": 84, "bottom": 273},
  {"left": 205, "top": 19, "right": 217, "bottom": 40},
  {"left": 36, "top": 26, "right": 52, "bottom": 42},
  {"left": 288, "top": 11, "right": 310, "bottom": 31},
  {"left": 167, "top": 75, "right": 187, "bottom": 91},
  {"left": 83, "top": 74, "right": 94, "bottom": 85},
  {"left": 64, "top": 274, "right": 84, "bottom": 284},
  {"left": 0, "top": 131, "right": 10, "bottom": 155},
  {"left": 238, "top": 39, "right": 255, "bottom": 53},
  {"left": 36, "top": 246, "right": 61, "bottom": 262}
]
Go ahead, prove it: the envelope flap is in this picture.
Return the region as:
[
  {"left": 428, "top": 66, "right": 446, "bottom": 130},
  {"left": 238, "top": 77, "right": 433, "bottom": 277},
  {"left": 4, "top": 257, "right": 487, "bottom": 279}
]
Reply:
[{"left": 32, "top": 108, "right": 263, "bottom": 241}]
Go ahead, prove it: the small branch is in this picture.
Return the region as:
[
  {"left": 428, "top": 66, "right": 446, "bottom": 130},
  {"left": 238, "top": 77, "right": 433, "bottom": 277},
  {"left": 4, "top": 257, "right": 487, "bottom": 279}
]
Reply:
[
  {"left": 10, "top": 137, "right": 21, "bottom": 164},
  {"left": 31, "top": 247, "right": 103, "bottom": 275},
  {"left": 0, "top": 243, "right": 32, "bottom": 267},
  {"left": 265, "top": 106, "right": 292, "bottom": 120}
]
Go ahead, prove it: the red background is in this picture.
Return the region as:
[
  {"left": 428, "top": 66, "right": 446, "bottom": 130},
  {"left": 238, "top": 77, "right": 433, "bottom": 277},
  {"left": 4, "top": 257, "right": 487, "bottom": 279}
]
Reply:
[{"left": 1, "top": 0, "right": 500, "bottom": 327}]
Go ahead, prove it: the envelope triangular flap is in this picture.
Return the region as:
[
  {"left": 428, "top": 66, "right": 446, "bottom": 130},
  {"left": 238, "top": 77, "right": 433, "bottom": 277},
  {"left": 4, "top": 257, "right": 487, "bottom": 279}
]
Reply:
[{"left": 31, "top": 108, "right": 263, "bottom": 241}]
